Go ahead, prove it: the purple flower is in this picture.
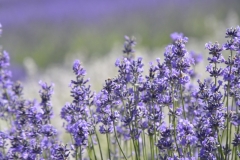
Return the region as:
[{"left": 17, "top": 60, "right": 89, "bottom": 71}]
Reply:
[
  {"left": 95, "top": 78, "right": 118, "bottom": 134},
  {"left": 41, "top": 124, "right": 57, "bottom": 137},
  {"left": 232, "top": 133, "right": 240, "bottom": 146},
  {"left": 231, "top": 112, "right": 240, "bottom": 126},
  {"left": 177, "top": 119, "right": 197, "bottom": 146},
  {"left": 51, "top": 143, "right": 70, "bottom": 160},
  {"left": 72, "top": 60, "right": 86, "bottom": 77},
  {"left": 170, "top": 32, "right": 184, "bottom": 41},
  {"left": 0, "top": 131, "right": 8, "bottom": 148},
  {"left": 0, "top": 51, "right": 10, "bottom": 69},
  {"left": 225, "top": 26, "right": 240, "bottom": 38},
  {"left": 28, "top": 140, "right": 42, "bottom": 159},
  {"left": 205, "top": 42, "right": 223, "bottom": 56},
  {"left": 189, "top": 51, "right": 203, "bottom": 65},
  {"left": 39, "top": 81, "right": 54, "bottom": 123},
  {"left": 223, "top": 39, "right": 238, "bottom": 51},
  {"left": 123, "top": 36, "right": 136, "bottom": 58},
  {"left": 199, "top": 136, "right": 217, "bottom": 160},
  {"left": 70, "top": 120, "right": 89, "bottom": 147},
  {"left": 12, "top": 81, "right": 23, "bottom": 97},
  {"left": 206, "top": 64, "right": 223, "bottom": 78},
  {"left": 99, "top": 124, "right": 113, "bottom": 134}
]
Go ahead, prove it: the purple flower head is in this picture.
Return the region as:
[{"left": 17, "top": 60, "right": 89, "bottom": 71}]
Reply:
[
  {"left": 164, "top": 45, "right": 174, "bottom": 67},
  {"left": 116, "top": 57, "right": 144, "bottom": 84},
  {"left": 0, "top": 70, "right": 12, "bottom": 90},
  {"left": 178, "top": 72, "right": 190, "bottom": 84},
  {"left": 39, "top": 81, "right": 54, "bottom": 123},
  {"left": 41, "top": 124, "right": 58, "bottom": 137},
  {"left": 235, "top": 38, "right": 240, "bottom": 52},
  {"left": 27, "top": 102, "right": 43, "bottom": 127},
  {"left": 70, "top": 120, "right": 89, "bottom": 147},
  {"left": 115, "top": 58, "right": 121, "bottom": 67},
  {"left": 51, "top": 143, "right": 70, "bottom": 160},
  {"left": 61, "top": 57, "right": 94, "bottom": 154},
  {"left": 170, "top": 32, "right": 184, "bottom": 41},
  {"left": 28, "top": 140, "right": 42, "bottom": 159},
  {"left": 170, "top": 32, "right": 188, "bottom": 46},
  {"left": 174, "top": 58, "right": 191, "bottom": 73},
  {"left": 232, "top": 133, "right": 240, "bottom": 146},
  {"left": 199, "top": 136, "right": 217, "bottom": 159},
  {"left": 158, "top": 123, "right": 172, "bottom": 136},
  {"left": 0, "top": 51, "right": 10, "bottom": 69},
  {"left": 12, "top": 81, "right": 23, "bottom": 97},
  {"left": 231, "top": 112, "right": 240, "bottom": 126},
  {"left": 208, "top": 110, "right": 225, "bottom": 130},
  {"left": 205, "top": 42, "right": 224, "bottom": 62},
  {"left": 223, "top": 38, "right": 238, "bottom": 51},
  {"left": 123, "top": 36, "right": 136, "bottom": 58},
  {"left": 0, "top": 131, "right": 8, "bottom": 148},
  {"left": 131, "top": 128, "right": 142, "bottom": 140},
  {"left": 41, "top": 136, "right": 53, "bottom": 150},
  {"left": 99, "top": 124, "right": 113, "bottom": 134},
  {"left": 225, "top": 26, "right": 240, "bottom": 38},
  {"left": 207, "top": 56, "right": 225, "bottom": 64},
  {"left": 72, "top": 60, "right": 86, "bottom": 77},
  {"left": 206, "top": 64, "right": 223, "bottom": 78},
  {"left": 189, "top": 51, "right": 203, "bottom": 65},
  {"left": 172, "top": 43, "right": 188, "bottom": 58},
  {"left": 225, "top": 55, "right": 235, "bottom": 67},
  {"left": 222, "top": 67, "right": 234, "bottom": 82},
  {"left": 156, "top": 137, "right": 173, "bottom": 151},
  {"left": 39, "top": 80, "right": 54, "bottom": 104},
  {"left": 177, "top": 119, "right": 197, "bottom": 146},
  {"left": 156, "top": 123, "right": 173, "bottom": 151}
]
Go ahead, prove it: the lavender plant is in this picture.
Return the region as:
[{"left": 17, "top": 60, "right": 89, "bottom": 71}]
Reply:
[{"left": 1, "top": 23, "right": 240, "bottom": 160}]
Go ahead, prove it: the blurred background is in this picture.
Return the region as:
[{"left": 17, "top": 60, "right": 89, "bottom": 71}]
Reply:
[
  {"left": 0, "top": 1, "right": 239, "bottom": 110},
  {"left": 0, "top": 0, "right": 240, "bottom": 71},
  {"left": 0, "top": 0, "right": 240, "bottom": 143},
  {"left": 1, "top": 0, "right": 240, "bottom": 99}
]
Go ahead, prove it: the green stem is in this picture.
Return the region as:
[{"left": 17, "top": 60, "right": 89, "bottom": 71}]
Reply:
[
  {"left": 132, "top": 139, "right": 138, "bottom": 160},
  {"left": 106, "top": 133, "right": 111, "bottom": 160},
  {"left": 76, "top": 146, "right": 79, "bottom": 160},
  {"left": 172, "top": 99, "right": 180, "bottom": 157},
  {"left": 149, "top": 136, "right": 154, "bottom": 160},
  {"left": 226, "top": 50, "right": 233, "bottom": 160},
  {"left": 130, "top": 140, "right": 133, "bottom": 160},
  {"left": 229, "top": 98, "right": 234, "bottom": 155},
  {"left": 90, "top": 135, "right": 97, "bottom": 160},
  {"left": 94, "top": 128, "right": 104, "bottom": 160},
  {"left": 113, "top": 125, "right": 128, "bottom": 160},
  {"left": 231, "top": 147, "right": 235, "bottom": 160},
  {"left": 217, "top": 131, "right": 225, "bottom": 159},
  {"left": 214, "top": 62, "right": 217, "bottom": 85},
  {"left": 142, "top": 132, "right": 147, "bottom": 160},
  {"left": 180, "top": 85, "right": 186, "bottom": 119},
  {"left": 87, "top": 145, "right": 93, "bottom": 160},
  {"left": 133, "top": 137, "right": 139, "bottom": 159}
]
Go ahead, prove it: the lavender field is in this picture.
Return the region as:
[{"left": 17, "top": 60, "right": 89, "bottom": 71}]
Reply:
[{"left": 1, "top": 1, "right": 240, "bottom": 160}]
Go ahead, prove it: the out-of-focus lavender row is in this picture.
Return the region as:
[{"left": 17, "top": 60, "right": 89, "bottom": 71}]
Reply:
[{"left": 0, "top": 0, "right": 240, "bottom": 70}]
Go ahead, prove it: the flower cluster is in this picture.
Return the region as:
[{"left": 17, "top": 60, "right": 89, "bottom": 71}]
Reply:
[
  {"left": 1, "top": 23, "right": 240, "bottom": 160},
  {"left": 0, "top": 23, "right": 70, "bottom": 159}
]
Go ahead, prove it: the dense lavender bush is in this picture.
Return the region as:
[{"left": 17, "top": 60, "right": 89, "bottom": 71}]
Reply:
[{"left": 1, "top": 23, "right": 240, "bottom": 160}]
